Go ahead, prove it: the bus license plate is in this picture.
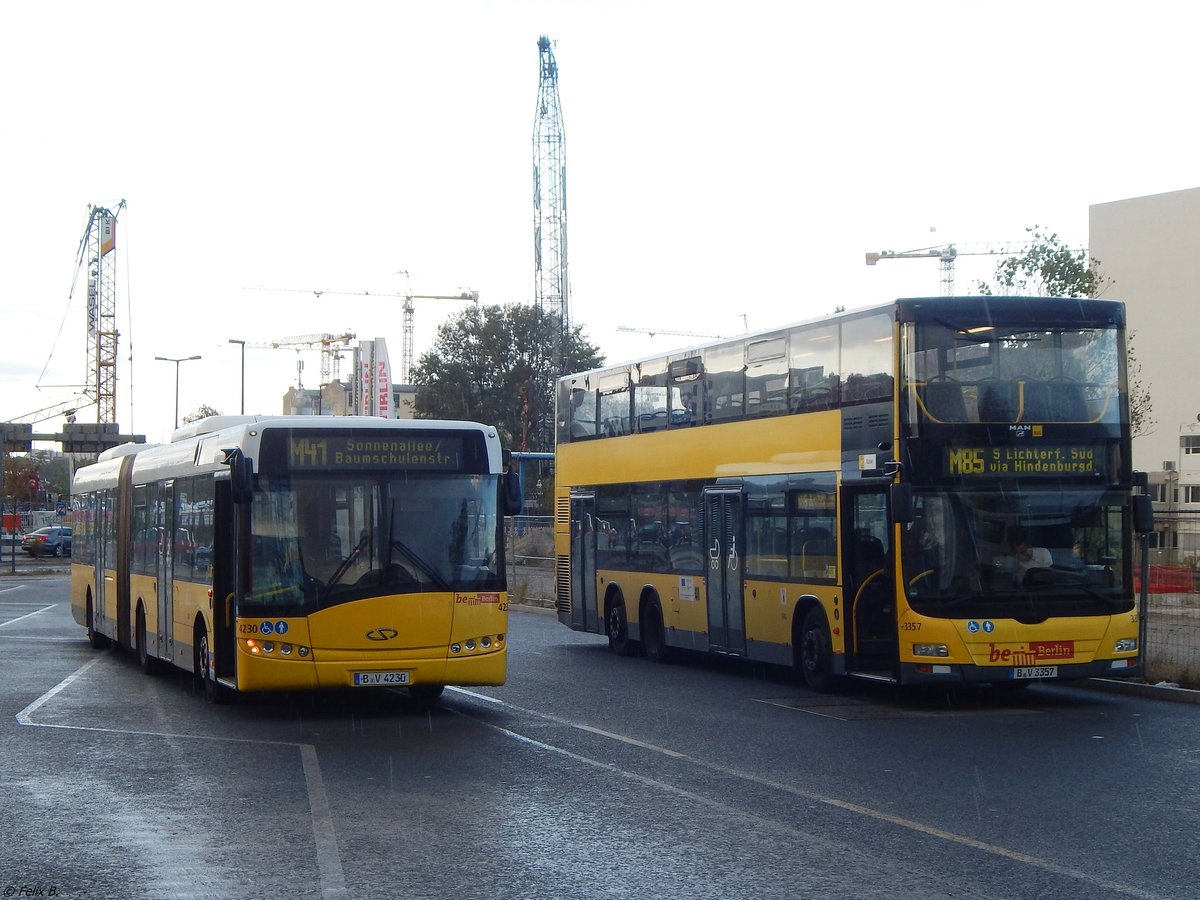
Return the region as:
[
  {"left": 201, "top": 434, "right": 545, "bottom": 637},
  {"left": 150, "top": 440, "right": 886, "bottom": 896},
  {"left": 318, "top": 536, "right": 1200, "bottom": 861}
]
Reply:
[
  {"left": 1013, "top": 666, "right": 1057, "bottom": 680},
  {"left": 353, "top": 671, "right": 411, "bottom": 686}
]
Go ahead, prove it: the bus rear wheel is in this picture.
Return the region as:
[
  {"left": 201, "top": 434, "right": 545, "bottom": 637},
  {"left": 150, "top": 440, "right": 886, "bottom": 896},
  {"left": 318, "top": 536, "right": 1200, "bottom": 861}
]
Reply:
[
  {"left": 642, "top": 601, "right": 671, "bottom": 664},
  {"left": 798, "top": 608, "right": 835, "bottom": 692}
]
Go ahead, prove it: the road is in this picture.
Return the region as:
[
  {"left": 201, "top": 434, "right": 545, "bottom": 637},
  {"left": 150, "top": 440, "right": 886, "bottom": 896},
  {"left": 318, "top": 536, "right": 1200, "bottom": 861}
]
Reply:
[{"left": 3, "top": 576, "right": 1200, "bottom": 899}]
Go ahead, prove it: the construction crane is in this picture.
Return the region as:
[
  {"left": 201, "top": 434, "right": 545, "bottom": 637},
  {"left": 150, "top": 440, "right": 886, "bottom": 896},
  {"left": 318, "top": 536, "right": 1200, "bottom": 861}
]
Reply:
[
  {"left": 63, "top": 200, "right": 126, "bottom": 423},
  {"left": 533, "top": 34, "right": 569, "bottom": 369},
  {"left": 865, "top": 242, "right": 1034, "bottom": 295},
  {"left": 10, "top": 398, "right": 88, "bottom": 426},
  {"left": 246, "top": 286, "right": 478, "bottom": 383},
  {"left": 616, "top": 326, "right": 727, "bottom": 341},
  {"left": 247, "top": 332, "right": 356, "bottom": 385}
]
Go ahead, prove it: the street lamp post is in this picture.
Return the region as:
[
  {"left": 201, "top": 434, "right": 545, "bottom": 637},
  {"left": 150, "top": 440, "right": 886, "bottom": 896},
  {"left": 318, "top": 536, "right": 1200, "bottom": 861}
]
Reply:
[
  {"left": 228, "top": 339, "right": 246, "bottom": 414},
  {"left": 154, "top": 355, "right": 202, "bottom": 430}
]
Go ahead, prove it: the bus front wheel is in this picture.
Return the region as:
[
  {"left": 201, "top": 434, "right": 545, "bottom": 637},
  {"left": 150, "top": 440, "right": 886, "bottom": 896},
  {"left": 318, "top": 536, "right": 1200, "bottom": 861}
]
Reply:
[
  {"left": 798, "top": 608, "right": 835, "bottom": 693},
  {"left": 195, "top": 626, "right": 226, "bottom": 704},
  {"left": 408, "top": 684, "right": 445, "bottom": 709},
  {"left": 86, "top": 597, "right": 109, "bottom": 650},
  {"left": 606, "top": 596, "right": 634, "bottom": 657},
  {"left": 136, "top": 606, "right": 161, "bottom": 674}
]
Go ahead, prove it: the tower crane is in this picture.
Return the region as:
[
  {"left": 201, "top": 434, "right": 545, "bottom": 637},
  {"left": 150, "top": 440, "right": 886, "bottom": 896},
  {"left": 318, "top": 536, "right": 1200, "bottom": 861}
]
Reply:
[
  {"left": 533, "top": 34, "right": 569, "bottom": 369},
  {"left": 616, "top": 326, "right": 727, "bottom": 341},
  {"left": 246, "top": 285, "right": 478, "bottom": 383},
  {"left": 62, "top": 200, "right": 126, "bottom": 423},
  {"left": 865, "top": 242, "right": 1034, "bottom": 295},
  {"left": 247, "top": 332, "right": 356, "bottom": 385}
]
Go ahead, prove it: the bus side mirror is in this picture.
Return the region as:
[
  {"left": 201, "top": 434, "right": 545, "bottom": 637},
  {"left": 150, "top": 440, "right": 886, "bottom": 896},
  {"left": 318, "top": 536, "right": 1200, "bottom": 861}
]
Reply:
[
  {"left": 889, "top": 482, "right": 913, "bottom": 524},
  {"left": 503, "top": 469, "right": 524, "bottom": 516},
  {"left": 223, "top": 449, "right": 255, "bottom": 505},
  {"left": 1133, "top": 493, "right": 1154, "bottom": 534}
]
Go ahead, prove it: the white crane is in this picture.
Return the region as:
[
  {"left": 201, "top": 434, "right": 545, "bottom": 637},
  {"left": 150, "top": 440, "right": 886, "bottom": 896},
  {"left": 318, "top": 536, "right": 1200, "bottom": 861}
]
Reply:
[
  {"left": 248, "top": 284, "right": 478, "bottom": 383},
  {"left": 246, "top": 332, "right": 356, "bottom": 385},
  {"left": 865, "top": 242, "right": 1034, "bottom": 295},
  {"left": 616, "top": 326, "right": 727, "bottom": 341}
]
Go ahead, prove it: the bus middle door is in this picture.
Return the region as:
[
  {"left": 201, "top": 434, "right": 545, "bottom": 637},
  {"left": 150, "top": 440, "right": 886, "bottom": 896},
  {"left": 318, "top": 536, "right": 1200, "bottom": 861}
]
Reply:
[
  {"left": 569, "top": 491, "right": 598, "bottom": 633},
  {"left": 155, "top": 481, "right": 174, "bottom": 662},
  {"left": 704, "top": 486, "right": 745, "bottom": 655}
]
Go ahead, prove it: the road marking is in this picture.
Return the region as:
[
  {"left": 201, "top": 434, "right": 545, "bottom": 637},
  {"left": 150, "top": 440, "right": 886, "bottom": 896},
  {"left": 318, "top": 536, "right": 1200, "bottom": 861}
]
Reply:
[
  {"left": 0, "top": 584, "right": 32, "bottom": 594},
  {"left": 453, "top": 694, "right": 1161, "bottom": 900},
  {"left": 15, "top": 657, "right": 349, "bottom": 900},
  {"left": 0, "top": 603, "right": 57, "bottom": 628}
]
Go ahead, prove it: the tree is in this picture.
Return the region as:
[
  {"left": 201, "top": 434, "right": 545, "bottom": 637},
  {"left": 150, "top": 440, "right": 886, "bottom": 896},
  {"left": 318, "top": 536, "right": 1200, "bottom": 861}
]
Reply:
[
  {"left": 2, "top": 454, "right": 41, "bottom": 504},
  {"left": 182, "top": 404, "right": 222, "bottom": 425},
  {"left": 977, "top": 225, "right": 1154, "bottom": 437},
  {"left": 411, "top": 303, "right": 604, "bottom": 452}
]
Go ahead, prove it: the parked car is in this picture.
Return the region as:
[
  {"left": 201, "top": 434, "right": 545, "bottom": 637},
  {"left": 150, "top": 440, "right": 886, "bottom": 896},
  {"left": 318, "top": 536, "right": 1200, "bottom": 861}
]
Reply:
[{"left": 21, "top": 526, "right": 72, "bottom": 558}]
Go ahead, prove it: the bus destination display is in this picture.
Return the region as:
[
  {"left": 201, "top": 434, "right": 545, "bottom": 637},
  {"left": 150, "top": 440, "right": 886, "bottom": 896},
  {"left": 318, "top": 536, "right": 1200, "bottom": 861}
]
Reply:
[
  {"left": 289, "top": 436, "right": 464, "bottom": 471},
  {"left": 945, "top": 445, "right": 1104, "bottom": 478}
]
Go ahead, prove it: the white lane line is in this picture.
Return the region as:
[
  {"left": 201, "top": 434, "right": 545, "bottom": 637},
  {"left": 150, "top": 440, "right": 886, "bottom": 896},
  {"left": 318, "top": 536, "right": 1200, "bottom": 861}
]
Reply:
[
  {"left": 0, "top": 603, "right": 57, "bottom": 628},
  {"left": 16, "top": 657, "right": 348, "bottom": 900},
  {"left": 301, "top": 744, "right": 348, "bottom": 899},
  {"left": 0, "top": 585, "right": 32, "bottom": 594},
  {"left": 454, "top": 695, "right": 1161, "bottom": 900}
]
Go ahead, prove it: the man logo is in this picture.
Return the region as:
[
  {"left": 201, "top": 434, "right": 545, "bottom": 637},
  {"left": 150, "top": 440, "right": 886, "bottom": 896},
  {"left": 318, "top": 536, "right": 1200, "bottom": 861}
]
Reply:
[{"left": 366, "top": 628, "right": 399, "bottom": 641}]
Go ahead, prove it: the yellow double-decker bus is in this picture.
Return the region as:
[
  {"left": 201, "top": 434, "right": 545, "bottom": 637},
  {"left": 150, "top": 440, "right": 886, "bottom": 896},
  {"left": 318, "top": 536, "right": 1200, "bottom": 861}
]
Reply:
[
  {"left": 71, "top": 415, "right": 521, "bottom": 704},
  {"left": 554, "top": 297, "right": 1154, "bottom": 690}
]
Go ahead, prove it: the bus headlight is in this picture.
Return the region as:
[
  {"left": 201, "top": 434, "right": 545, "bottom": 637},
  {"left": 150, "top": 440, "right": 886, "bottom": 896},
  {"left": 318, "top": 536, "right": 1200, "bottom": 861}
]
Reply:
[
  {"left": 913, "top": 643, "right": 949, "bottom": 657},
  {"left": 298, "top": 645, "right": 310, "bottom": 658},
  {"left": 1115, "top": 638, "right": 1137, "bottom": 653}
]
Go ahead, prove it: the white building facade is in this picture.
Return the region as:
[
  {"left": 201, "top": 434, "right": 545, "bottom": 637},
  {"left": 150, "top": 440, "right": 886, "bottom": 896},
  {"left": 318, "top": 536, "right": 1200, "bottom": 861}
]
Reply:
[{"left": 1090, "top": 187, "right": 1200, "bottom": 563}]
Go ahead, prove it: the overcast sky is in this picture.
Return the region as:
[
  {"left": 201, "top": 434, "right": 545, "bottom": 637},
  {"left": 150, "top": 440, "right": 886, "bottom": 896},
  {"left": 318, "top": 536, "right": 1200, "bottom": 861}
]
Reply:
[{"left": 3, "top": 1, "right": 1196, "bottom": 444}]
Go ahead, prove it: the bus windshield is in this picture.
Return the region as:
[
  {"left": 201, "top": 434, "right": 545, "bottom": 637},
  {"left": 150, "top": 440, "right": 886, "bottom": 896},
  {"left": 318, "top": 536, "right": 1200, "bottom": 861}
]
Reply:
[
  {"left": 903, "top": 319, "right": 1123, "bottom": 427},
  {"left": 900, "top": 486, "right": 1133, "bottom": 620},
  {"left": 248, "top": 473, "right": 502, "bottom": 613}
]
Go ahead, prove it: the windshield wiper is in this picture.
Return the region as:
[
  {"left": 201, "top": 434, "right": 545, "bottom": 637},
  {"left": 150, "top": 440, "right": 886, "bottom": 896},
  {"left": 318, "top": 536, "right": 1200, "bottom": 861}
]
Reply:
[{"left": 389, "top": 539, "right": 451, "bottom": 591}]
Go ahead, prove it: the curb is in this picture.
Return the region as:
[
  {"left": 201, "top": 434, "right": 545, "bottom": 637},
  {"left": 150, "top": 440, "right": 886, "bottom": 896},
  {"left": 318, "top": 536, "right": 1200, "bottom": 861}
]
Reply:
[{"left": 1082, "top": 677, "right": 1200, "bottom": 705}]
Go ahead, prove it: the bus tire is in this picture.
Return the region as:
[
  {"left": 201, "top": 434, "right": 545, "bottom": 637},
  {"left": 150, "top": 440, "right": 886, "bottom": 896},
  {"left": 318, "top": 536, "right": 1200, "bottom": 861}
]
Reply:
[
  {"left": 408, "top": 684, "right": 445, "bottom": 709},
  {"left": 195, "top": 625, "right": 226, "bottom": 704},
  {"left": 642, "top": 600, "right": 671, "bottom": 664},
  {"left": 86, "top": 596, "right": 109, "bottom": 650},
  {"left": 797, "top": 607, "right": 835, "bottom": 693},
  {"left": 606, "top": 595, "right": 634, "bottom": 657},
  {"left": 135, "top": 605, "right": 161, "bottom": 675}
]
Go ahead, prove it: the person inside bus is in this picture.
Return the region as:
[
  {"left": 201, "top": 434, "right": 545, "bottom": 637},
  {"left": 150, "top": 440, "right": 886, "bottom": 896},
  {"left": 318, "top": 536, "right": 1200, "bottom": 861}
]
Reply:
[{"left": 998, "top": 531, "right": 1053, "bottom": 584}]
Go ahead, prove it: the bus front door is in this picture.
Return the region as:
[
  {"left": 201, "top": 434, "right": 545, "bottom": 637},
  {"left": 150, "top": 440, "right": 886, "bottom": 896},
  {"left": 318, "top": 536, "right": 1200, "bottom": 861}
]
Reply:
[
  {"left": 704, "top": 487, "right": 745, "bottom": 655},
  {"left": 570, "top": 492, "right": 597, "bottom": 632},
  {"left": 842, "top": 487, "right": 897, "bottom": 675}
]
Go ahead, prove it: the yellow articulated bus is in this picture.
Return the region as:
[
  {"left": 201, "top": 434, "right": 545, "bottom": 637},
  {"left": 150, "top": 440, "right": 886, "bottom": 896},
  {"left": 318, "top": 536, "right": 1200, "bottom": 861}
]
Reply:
[
  {"left": 71, "top": 415, "right": 521, "bottom": 704},
  {"left": 554, "top": 297, "right": 1154, "bottom": 690}
]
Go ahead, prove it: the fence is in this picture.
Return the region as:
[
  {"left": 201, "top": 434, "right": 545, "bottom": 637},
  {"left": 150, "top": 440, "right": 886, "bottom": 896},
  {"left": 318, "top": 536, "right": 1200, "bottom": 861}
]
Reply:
[
  {"left": 504, "top": 516, "right": 557, "bottom": 609},
  {"left": 504, "top": 518, "right": 1200, "bottom": 688}
]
